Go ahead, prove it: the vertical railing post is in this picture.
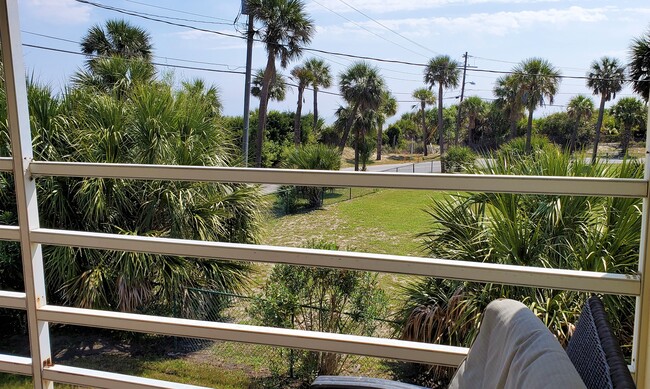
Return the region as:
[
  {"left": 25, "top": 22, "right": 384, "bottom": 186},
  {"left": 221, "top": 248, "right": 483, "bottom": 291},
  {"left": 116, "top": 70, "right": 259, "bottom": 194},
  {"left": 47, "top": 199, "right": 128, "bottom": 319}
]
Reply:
[
  {"left": 0, "top": 1, "right": 53, "bottom": 388},
  {"left": 633, "top": 102, "right": 650, "bottom": 385}
]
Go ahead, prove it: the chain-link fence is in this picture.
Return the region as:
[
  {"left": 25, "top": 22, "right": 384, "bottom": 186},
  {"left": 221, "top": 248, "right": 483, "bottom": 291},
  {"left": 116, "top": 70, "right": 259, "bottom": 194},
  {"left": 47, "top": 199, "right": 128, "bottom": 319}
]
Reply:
[{"left": 173, "top": 288, "right": 400, "bottom": 381}]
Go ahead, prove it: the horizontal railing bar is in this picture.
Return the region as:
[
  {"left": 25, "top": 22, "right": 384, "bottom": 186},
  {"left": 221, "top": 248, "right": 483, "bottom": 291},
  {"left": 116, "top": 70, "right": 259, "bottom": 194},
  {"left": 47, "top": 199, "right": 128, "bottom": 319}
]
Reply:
[
  {"left": 38, "top": 305, "right": 469, "bottom": 366},
  {"left": 0, "top": 290, "right": 26, "bottom": 310},
  {"left": 43, "top": 364, "right": 211, "bottom": 389},
  {"left": 0, "top": 157, "right": 12, "bottom": 172},
  {"left": 32, "top": 228, "right": 641, "bottom": 296},
  {"left": 0, "top": 354, "right": 31, "bottom": 376},
  {"left": 29, "top": 162, "right": 647, "bottom": 198},
  {"left": 0, "top": 225, "right": 20, "bottom": 241}
]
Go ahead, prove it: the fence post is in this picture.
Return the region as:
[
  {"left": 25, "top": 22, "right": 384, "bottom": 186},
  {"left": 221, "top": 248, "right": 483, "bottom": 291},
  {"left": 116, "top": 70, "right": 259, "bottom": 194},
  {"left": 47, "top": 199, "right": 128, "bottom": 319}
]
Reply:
[
  {"left": 289, "top": 312, "right": 295, "bottom": 378},
  {"left": 349, "top": 187, "right": 352, "bottom": 200},
  {"left": 412, "top": 163, "right": 415, "bottom": 173}
]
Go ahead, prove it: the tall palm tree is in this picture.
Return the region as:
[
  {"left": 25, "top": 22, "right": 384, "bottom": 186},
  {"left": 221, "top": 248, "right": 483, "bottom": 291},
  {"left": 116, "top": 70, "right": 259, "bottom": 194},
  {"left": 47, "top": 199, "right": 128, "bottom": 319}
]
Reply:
[
  {"left": 587, "top": 57, "right": 626, "bottom": 164},
  {"left": 629, "top": 27, "right": 650, "bottom": 102},
  {"left": 80, "top": 19, "right": 152, "bottom": 69},
  {"left": 247, "top": 0, "right": 314, "bottom": 167},
  {"left": 512, "top": 58, "right": 561, "bottom": 153},
  {"left": 304, "top": 58, "right": 332, "bottom": 131},
  {"left": 337, "top": 62, "right": 385, "bottom": 170},
  {"left": 611, "top": 97, "right": 645, "bottom": 156},
  {"left": 460, "top": 96, "right": 487, "bottom": 146},
  {"left": 412, "top": 88, "right": 435, "bottom": 156},
  {"left": 290, "top": 64, "right": 312, "bottom": 145},
  {"left": 566, "top": 95, "right": 594, "bottom": 152},
  {"left": 376, "top": 90, "right": 397, "bottom": 160},
  {"left": 424, "top": 56, "right": 460, "bottom": 166},
  {"left": 251, "top": 68, "right": 287, "bottom": 103},
  {"left": 493, "top": 75, "right": 524, "bottom": 141}
]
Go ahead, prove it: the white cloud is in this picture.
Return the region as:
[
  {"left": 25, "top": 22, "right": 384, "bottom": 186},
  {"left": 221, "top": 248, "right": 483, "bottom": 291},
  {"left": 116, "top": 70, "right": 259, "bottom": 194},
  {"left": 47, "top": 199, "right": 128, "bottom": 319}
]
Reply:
[
  {"left": 324, "top": 6, "right": 609, "bottom": 37},
  {"left": 309, "top": 0, "right": 564, "bottom": 14},
  {"left": 23, "top": 0, "right": 90, "bottom": 24}
]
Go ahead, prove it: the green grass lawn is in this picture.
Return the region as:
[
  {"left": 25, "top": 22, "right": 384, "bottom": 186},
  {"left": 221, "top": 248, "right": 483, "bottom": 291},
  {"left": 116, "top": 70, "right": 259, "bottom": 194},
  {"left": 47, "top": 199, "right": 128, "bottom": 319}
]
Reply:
[{"left": 264, "top": 189, "right": 443, "bottom": 256}]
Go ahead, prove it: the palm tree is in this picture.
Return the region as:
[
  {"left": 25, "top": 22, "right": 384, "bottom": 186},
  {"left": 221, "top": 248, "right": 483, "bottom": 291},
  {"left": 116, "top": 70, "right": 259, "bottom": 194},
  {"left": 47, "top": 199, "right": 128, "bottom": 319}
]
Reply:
[
  {"left": 304, "top": 58, "right": 332, "bottom": 131},
  {"left": 512, "top": 58, "right": 561, "bottom": 153},
  {"left": 376, "top": 90, "right": 397, "bottom": 160},
  {"left": 337, "top": 62, "right": 386, "bottom": 170},
  {"left": 424, "top": 55, "right": 460, "bottom": 168},
  {"left": 72, "top": 56, "right": 155, "bottom": 97},
  {"left": 251, "top": 68, "right": 287, "bottom": 103},
  {"left": 587, "top": 57, "right": 626, "bottom": 164},
  {"left": 494, "top": 75, "right": 524, "bottom": 141},
  {"left": 247, "top": 0, "right": 314, "bottom": 167},
  {"left": 566, "top": 95, "right": 594, "bottom": 152},
  {"left": 7, "top": 80, "right": 264, "bottom": 314},
  {"left": 80, "top": 19, "right": 152, "bottom": 69},
  {"left": 290, "top": 64, "right": 312, "bottom": 145},
  {"left": 460, "top": 96, "right": 487, "bottom": 146},
  {"left": 412, "top": 88, "right": 435, "bottom": 156},
  {"left": 611, "top": 97, "right": 645, "bottom": 156},
  {"left": 629, "top": 27, "right": 650, "bottom": 102}
]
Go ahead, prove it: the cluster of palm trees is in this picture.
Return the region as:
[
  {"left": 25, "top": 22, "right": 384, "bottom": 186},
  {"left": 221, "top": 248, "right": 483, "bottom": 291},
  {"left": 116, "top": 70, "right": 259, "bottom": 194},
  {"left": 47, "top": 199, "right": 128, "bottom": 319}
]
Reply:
[{"left": 0, "top": 19, "right": 264, "bottom": 316}]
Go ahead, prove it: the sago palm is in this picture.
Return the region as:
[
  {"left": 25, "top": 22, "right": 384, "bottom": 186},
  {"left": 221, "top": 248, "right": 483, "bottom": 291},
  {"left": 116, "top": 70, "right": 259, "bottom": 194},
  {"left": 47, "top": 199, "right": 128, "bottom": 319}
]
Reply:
[
  {"left": 424, "top": 55, "right": 460, "bottom": 167},
  {"left": 587, "top": 56, "right": 626, "bottom": 164},
  {"left": 412, "top": 88, "right": 435, "bottom": 156},
  {"left": 566, "top": 95, "right": 594, "bottom": 152},
  {"left": 304, "top": 58, "right": 332, "bottom": 131},
  {"left": 247, "top": 0, "right": 314, "bottom": 167},
  {"left": 512, "top": 58, "right": 561, "bottom": 153}
]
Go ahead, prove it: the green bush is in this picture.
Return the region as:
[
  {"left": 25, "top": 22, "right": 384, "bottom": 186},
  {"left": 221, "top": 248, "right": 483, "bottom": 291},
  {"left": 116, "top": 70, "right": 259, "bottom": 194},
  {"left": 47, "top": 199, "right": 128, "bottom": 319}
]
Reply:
[
  {"left": 442, "top": 146, "right": 476, "bottom": 172},
  {"left": 283, "top": 144, "right": 341, "bottom": 209},
  {"left": 250, "top": 240, "right": 388, "bottom": 381}
]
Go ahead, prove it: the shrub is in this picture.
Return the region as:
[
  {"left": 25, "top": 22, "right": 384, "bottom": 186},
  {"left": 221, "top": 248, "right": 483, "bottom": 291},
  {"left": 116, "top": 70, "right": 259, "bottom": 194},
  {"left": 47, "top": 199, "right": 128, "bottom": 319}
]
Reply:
[
  {"left": 442, "top": 146, "right": 476, "bottom": 172},
  {"left": 283, "top": 144, "right": 341, "bottom": 209},
  {"left": 250, "top": 240, "right": 388, "bottom": 382}
]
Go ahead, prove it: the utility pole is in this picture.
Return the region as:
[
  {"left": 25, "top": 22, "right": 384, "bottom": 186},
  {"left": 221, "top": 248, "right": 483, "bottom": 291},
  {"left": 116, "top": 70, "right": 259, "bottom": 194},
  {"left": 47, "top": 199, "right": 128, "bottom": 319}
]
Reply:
[
  {"left": 455, "top": 52, "right": 468, "bottom": 146},
  {"left": 242, "top": 1, "right": 254, "bottom": 167}
]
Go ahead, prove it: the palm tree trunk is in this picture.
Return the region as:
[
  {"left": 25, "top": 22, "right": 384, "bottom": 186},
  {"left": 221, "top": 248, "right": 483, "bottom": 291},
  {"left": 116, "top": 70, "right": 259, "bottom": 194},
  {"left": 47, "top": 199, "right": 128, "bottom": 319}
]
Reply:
[
  {"left": 354, "top": 125, "right": 360, "bottom": 171},
  {"left": 570, "top": 117, "right": 580, "bottom": 152},
  {"left": 438, "top": 84, "right": 445, "bottom": 173},
  {"left": 255, "top": 54, "right": 276, "bottom": 167},
  {"left": 376, "top": 120, "right": 384, "bottom": 160},
  {"left": 313, "top": 87, "right": 319, "bottom": 131},
  {"left": 294, "top": 86, "right": 304, "bottom": 146},
  {"left": 525, "top": 107, "right": 534, "bottom": 153},
  {"left": 509, "top": 114, "right": 517, "bottom": 141},
  {"left": 591, "top": 96, "right": 606, "bottom": 164},
  {"left": 338, "top": 103, "right": 359, "bottom": 152},
  {"left": 421, "top": 102, "right": 427, "bottom": 156},
  {"left": 621, "top": 124, "right": 631, "bottom": 157}
]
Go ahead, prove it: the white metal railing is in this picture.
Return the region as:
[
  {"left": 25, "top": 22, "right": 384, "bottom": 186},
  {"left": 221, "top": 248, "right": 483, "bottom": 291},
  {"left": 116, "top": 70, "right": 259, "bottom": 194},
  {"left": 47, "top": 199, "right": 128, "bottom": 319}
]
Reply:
[{"left": 2, "top": 1, "right": 650, "bottom": 388}]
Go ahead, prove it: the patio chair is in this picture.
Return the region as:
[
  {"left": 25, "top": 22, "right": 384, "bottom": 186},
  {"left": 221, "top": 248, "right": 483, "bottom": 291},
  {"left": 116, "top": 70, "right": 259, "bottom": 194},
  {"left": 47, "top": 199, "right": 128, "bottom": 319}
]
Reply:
[{"left": 565, "top": 296, "right": 636, "bottom": 389}]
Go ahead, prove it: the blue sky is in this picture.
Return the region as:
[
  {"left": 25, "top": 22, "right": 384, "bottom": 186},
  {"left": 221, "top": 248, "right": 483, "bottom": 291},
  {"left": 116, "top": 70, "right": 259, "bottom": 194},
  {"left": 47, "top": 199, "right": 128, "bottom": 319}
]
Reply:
[{"left": 15, "top": 0, "right": 650, "bottom": 124}]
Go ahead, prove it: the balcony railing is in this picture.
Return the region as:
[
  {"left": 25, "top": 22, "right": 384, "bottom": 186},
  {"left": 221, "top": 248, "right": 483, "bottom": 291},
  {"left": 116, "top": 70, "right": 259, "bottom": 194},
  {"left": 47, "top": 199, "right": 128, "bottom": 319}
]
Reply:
[{"left": 1, "top": 0, "right": 650, "bottom": 388}]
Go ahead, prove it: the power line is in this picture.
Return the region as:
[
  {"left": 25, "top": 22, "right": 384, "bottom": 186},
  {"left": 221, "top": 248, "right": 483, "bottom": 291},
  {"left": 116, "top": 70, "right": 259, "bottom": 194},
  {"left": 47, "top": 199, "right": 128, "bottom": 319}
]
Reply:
[
  {"left": 74, "top": 0, "right": 649, "bottom": 84},
  {"left": 334, "top": 0, "right": 440, "bottom": 57},
  {"left": 310, "top": 0, "right": 429, "bottom": 59},
  {"left": 105, "top": 4, "right": 235, "bottom": 26},
  {"left": 22, "top": 30, "right": 246, "bottom": 71},
  {"left": 121, "top": 0, "right": 234, "bottom": 23},
  {"left": 22, "top": 43, "right": 246, "bottom": 75}
]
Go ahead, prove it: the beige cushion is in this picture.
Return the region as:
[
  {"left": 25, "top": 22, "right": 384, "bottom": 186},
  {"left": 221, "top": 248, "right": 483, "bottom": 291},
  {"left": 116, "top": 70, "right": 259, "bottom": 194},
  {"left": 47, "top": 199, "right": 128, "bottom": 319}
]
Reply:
[{"left": 448, "top": 299, "right": 586, "bottom": 389}]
